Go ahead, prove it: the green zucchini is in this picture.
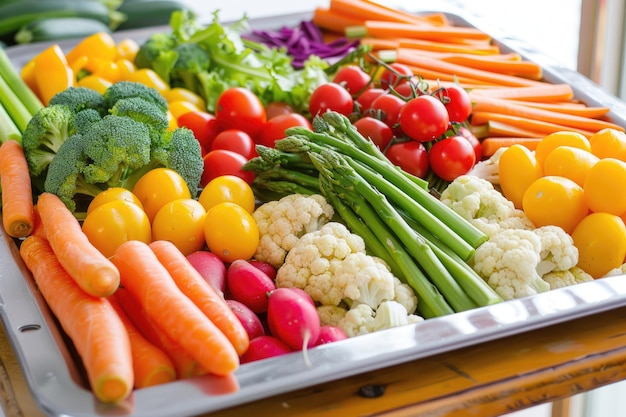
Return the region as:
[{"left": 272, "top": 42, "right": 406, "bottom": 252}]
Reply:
[
  {"left": 115, "top": 0, "right": 190, "bottom": 30},
  {"left": 14, "top": 17, "right": 112, "bottom": 45}
]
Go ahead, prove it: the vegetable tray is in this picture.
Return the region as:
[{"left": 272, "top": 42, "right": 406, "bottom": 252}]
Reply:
[{"left": 3, "top": 9, "right": 626, "bottom": 417}]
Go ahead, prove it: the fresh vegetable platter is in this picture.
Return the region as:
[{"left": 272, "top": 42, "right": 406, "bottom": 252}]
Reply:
[{"left": 3, "top": 5, "right": 626, "bottom": 417}]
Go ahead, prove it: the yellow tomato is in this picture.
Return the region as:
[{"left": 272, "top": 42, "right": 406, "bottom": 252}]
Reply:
[
  {"left": 498, "top": 144, "right": 542, "bottom": 209},
  {"left": 572, "top": 212, "right": 626, "bottom": 278},
  {"left": 542, "top": 146, "right": 599, "bottom": 187},
  {"left": 583, "top": 157, "right": 626, "bottom": 215},
  {"left": 588, "top": 128, "right": 626, "bottom": 161},
  {"left": 522, "top": 176, "right": 589, "bottom": 234},
  {"left": 534, "top": 131, "right": 591, "bottom": 168},
  {"left": 152, "top": 198, "right": 207, "bottom": 255},
  {"left": 198, "top": 175, "right": 255, "bottom": 214},
  {"left": 87, "top": 187, "right": 143, "bottom": 215},
  {"left": 82, "top": 200, "right": 151, "bottom": 258},
  {"left": 132, "top": 168, "right": 192, "bottom": 222},
  {"left": 204, "top": 202, "right": 259, "bottom": 263}
]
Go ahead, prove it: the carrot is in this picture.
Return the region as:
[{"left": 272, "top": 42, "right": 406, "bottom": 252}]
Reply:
[
  {"left": 30, "top": 204, "right": 47, "bottom": 241},
  {"left": 36, "top": 192, "right": 120, "bottom": 297},
  {"left": 471, "top": 111, "right": 596, "bottom": 137},
  {"left": 402, "top": 64, "right": 496, "bottom": 85},
  {"left": 329, "top": 0, "right": 442, "bottom": 26},
  {"left": 149, "top": 240, "right": 250, "bottom": 356},
  {"left": 360, "top": 37, "right": 400, "bottom": 51},
  {"left": 312, "top": 7, "right": 364, "bottom": 34},
  {"left": 440, "top": 54, "right": 543, "bottom": 79},
  {"left": 351, "top": 20, "right": 492, "bottom": 43},
  {"left": 481, "top": 137, "right": 543, "bottom": 157},
  {"left": 398, "top": 38, "right": 501, "bottom": 54},
  {"left": 19, "top": 235, "right": 133, "bottom": 403},
  {"left": 468, "top": 83, "right": 575, "bottom": 102},
  {"left": 498, "top": 100, "right": 610, "bottom": 118},
  {"left": 107, "top": 295, "right": 177, "bottom": 388},
  {"left": 0, "top": 140, "right": 34, "bottom": 238},
  {"left": 111, "top": 240, "right": 240, "bottom": 377}
]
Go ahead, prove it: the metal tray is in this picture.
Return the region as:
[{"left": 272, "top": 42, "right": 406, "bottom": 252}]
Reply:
[{"left": 3, "top": 9, "right": 626, "bottom": 417}]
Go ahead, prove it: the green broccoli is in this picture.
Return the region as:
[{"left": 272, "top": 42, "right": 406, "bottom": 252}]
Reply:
[
  {"left": 157, "top": 127, "right": 204, "bottom": 197},
  {"left": 103, "top": 81, "right": 169, "bottom": 113},
  {"left": 169, "top": 43, "right": 211, "bottom": 92},
  {"left": 109, "top": 97, "right": 169, "bottom": 146},
  {"left": 48, "top": 86, "right": 107, "bottom": 115},
  {"left": 134, "top": 32, "right": 179, "bottom": 83},
  {"left": 69, "top": 108, "right": 102, "bottom": 136}
]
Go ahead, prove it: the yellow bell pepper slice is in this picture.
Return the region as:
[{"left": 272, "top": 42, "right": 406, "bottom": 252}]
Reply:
[
  {"left": 66, "top": 32, "right": 117, "bottom": 66},
  {"left": 33, "top": 44, "right": 74, "bottom": 105},
  {"left": 76, "top": 74, "right": 112, "bottom": 95}
]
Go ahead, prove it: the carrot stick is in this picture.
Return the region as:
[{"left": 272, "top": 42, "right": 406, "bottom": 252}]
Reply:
[
  {"left": 352, "top": 20, "right": 492, "bottom": 42},
  {"left": 107, "top": 295, "right": 177, "bottom": 388},
  {"left": 485, "top": 120, "right": 551, "bottom": 138},
  {"left": 469, "top": 83, "right": 574, "bottom": 102},
  {"left": 111, "top": 240, "right": 240, "bottom": 377},
  {"left": 30, "top": 204, "right": 47, "bottom": 241},
  {"left": 312, "top": 7, "right": 364, "bottom": 34},
  {"left": 360, "top": 37, "right": 400, "bottom": 51},
  {"left": 481, "top": 137, "right": 543, "bottom": 157},
  {"left": 36, "top": 192, "right": 120, "bottom": 297},
  {"left": 402, "top": 64, "right": 496, "bottom": 85},
  {"left": 471, "top": 111, "right": 596, "bottom": 137},
  {"left": 441, "top": 54, "right": 543, "bottom": 79},
  {"left": 19, "top": 235, "right": 133, "bottom": 403},
  {"left": 0, "top": 140, "right": 34, "bottom": 238},
  {"left": 329, "top": 0, "right": 441, "bottom": 26},
  {"left": 398, "top": 37, "right": 500, "bottom": 54},
  {"left": 149, "top": 240, "right": 250, "bottom": 356},
  {"left": 499, "top": 100, "right": 610, "bottom": 118}
]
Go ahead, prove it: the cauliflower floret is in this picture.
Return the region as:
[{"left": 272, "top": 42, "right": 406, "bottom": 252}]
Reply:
[
  {"left": 543, "top": 267, "right": 594, "bottom": 289},
  {"left": 335, "top": 253, "right": 395, "bottom": 309},
  {"left": 338, "top": 301, "right": 424, "bottom": 337},
  {"left": 440, "top": 175, "right": 534, "bottom": 237},
  {"left": 471, "top": 228, "right": 550, "bottom": 300},
  {"left": 393, "top": 277, "right": 418, "bottom": 314},
  {"left": 533, "top": 225, "right": 579, "bottom": 276},
  {"left": 603, "top": 263, "right": 626, "bottom": 277},
  {"left": 466, "top": 146, "right": 507, "bottom": 186},
  {"left": 317, "top": 305, "right": 349, "bottom": 327},
  {"left": 253, "top": 194, "right": 334, "bottom": 268}
]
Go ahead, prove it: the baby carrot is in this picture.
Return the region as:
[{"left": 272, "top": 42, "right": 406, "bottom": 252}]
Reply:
[
  {"left": 36, "top": 192, "right": 120, "bottom": 297},
  {"left": 329, "top": 0, "right": 440, "bottom": 26},
  {"left": 0, "top": 140, "right": 34, "bottom": 238},
  {"left": 468, "top": 83, "right": 574, "bottom": 102},
  {"left": 107, "top": 295, "right": 177, "bottom": 388},
  {"left": 312, "top": 7, "right": 364, "bottom": 34},
  {"left": 351, "top": 20, "right": 492, "bottom": 42},
  {"left": 111, "top": 240, "right": 240, "bottom": 376},
  {"left": 20, "top": 235, "right": 133, "bottom": 403},
  {"left": 471, "top": 111, "right": 596, "bottom": 137},
  {"left": 149, "top": 240, "right": 250, "bottom": 356}
]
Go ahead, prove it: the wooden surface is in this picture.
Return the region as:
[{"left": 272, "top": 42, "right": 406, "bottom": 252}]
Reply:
[{"left": 1, "top": 306, "right": 625, "bottom": 416}]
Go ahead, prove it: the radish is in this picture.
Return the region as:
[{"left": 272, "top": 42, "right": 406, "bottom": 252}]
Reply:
[
  {"left": 226, "top": 259, "right": 276, "bottom": 313},
  {"left": 240, "top": 335, "right": 292, "bottom": 364},
  {"left": 267, "top": 287, "right": 321, "bottom": 351},
  {"left": 186, "top": 250, "right": 226, "bottom": 295},
  {"left": 248, "top": 260, "right": 277, "bottom": 280},
  {"left": 225, "top": 299, "right": 265, "bottom": 340},
  {"left": 315, "top": 325, "right": 348, "bottom": 346}
]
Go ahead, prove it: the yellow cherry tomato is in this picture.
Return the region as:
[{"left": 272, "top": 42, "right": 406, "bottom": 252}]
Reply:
[
  {"left": 198, "top": 175, "right": 255, "bottom": 214},
  {"left": 572, "top": 212, "right": 626, "bottom": 278},
  {"left": 588, "top": 128, "right": 626, "bottom": 161},
  {"left": 534, "top": 131, "right": 591, "bottom": 168},
  {"left": 543, "top": 146, "right": 599, "bottom": 188},
  {"left": 82, "top": 200, "right": 151, "bottom": 258},
  {"left": 132, "top": 168, "right": 192, "bottom": 222},
  {"left": 498, "top": 144, "right": 543, "bottom": 209},
  {"left": 87, "top": 187, "right": 143, "bottom": 215},
  {"left": 204, "top": 202, "right": 259, "bottom": 263},
  {"left": 583, "top": 157, "right": 626, "bottom": 215},
  {"left": 522, "top": 176, "right": 589, "bottom": 234},
  {"left": 152, "top": 198, "right": 207, "bottom": 255}
]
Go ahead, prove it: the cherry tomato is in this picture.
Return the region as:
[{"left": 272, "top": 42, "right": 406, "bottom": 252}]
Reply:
[
  {"left": 152, "top": 198, "right": 207, "bottom": 256},
  {"left": 210, "top": 129, "right": 257, "bottom": 160},
  {"left": 204, "top": 202, "right": 259, "bottom": 263},
  {"left": 368, "top": 93, "right": 405, "bottom": 129},
  {"left": 86, "top": 187, "right": 143, "bottom": 215},
  {"left": 428, "top": 135, "right": 476, "bottom": 181},
  {"left": 198, "top": 175, "right": 256, "bottom": 214},
  {"left": 265, "top": 102, "right": 293, "bottom": 119},
  {"left": 378, "top": 62, "right": 413, "bottom": 90},
  {"left": 201, "top": 149, "right": 255, "bottom": 187},
  {"left": 458, "top": 126, "right": 482, "bottom": 161},
  {"left": 436, "top": 84, "right": 472, "bottom": 123},
  {"left": 385, "top": 141, "right": 429, "bottom": 178},
  {"left": 399, "top": 95, "right": 450, "bottom": 142},
  {"left": 258, "top": 113, "right": 312, "bottom": 147},
  {"left": 82, "top": 200, "right": 151, "bottom": 258},
  {"left": 333, "top": 65, "right": 371, "bottom": 95},
  {"left": 353, "top": 116, "right": 393, "bottom": 151},
  {"left": 355, "top": 87, "right": 385, "bottom": 113},
  {"left": 132, "top": 168, "right": 192, "bottom": 222},
  {"left": 215, "top": 87, "right": 267, "bottom": 139},
  {"left": 177, "top": 111, "right": 217, "bottom": 154},
  {"left": 393, "top": 77, "right": 426, "bottom": 99},
  {"left": 308, "top": 82, "right": 354, "bottom": 117}
]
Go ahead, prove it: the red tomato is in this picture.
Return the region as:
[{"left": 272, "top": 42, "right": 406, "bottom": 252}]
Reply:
[
  {"left": 458, "top": 126, "right": 483, "bottom": 161},
  {"left": 265, "top": 102, "right": 294, "bottom": 119},
  {"left": 368, "top": 93, "right": 405, "bottom": 129},
  {"left": 385, "top": 141, "right": 429, "bottom": 178},
  {"left": 355, "top": 87, "right": 385, "bottom": 114},
  {"left": 429, "top": 136, "right": 476, "bottom": 181},
  {"left": 176, "top": 111, "right": 217, "bottom": 154},
  {"left": 210, "top": 129, "right": 257, "bottom": 160},
  {"left": 436, "top": 85, "right": 472, "bottom": 123},
  {"left": 353, "top": 116, "right": 393, "bottom": 151},
  {"left": 215, "top": 87, "right": 267, "bottom": 139},
  {"left": 333, "top": 65, "right": 371, "bottom": 95},
  {"left": 308, "top": 82, "right": 354, "bottom": 117},
  {"left": 379, "top": 62, "right": 413, "bottom": 90},
  {"left": 258, "top": 113, "right": 312, "bottom": 147},
  {"left": 399, "top": 95, "right": 450, "bottom": 142},
  {"left": 201, "top": 149, "right": 255, "bottom": 187}
]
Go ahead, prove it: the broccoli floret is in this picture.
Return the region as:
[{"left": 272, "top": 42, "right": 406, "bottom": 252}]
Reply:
[
  {"left": 109, "top": 97, "right": 169, "bottom": 146},
  {"left": 48, "top": 86, "right": 107, "bottom": 115},
  {"left": 134, "top": 32, "right": 178, "bottom": 82},
  {"left": 21, "top": 104, "right": 75, "bottom": 178},
  {"left": 157, "top": 127, "right": 204, "bottom": 197},
  {"left": 70, "top": 109, "right": 102, "bottom": 136},
  {"left": 170, "top": 43, "right": 211, "bottom": 91},
  {"left": 103, "top": 81, "right": 168, "bottom": 114}
]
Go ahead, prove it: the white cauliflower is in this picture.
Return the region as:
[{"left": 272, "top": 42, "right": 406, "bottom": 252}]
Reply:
[
  {"left": 317, "top": 305, "right": 348, "bottom": 327},
  {"left": 543, "top": 267, "right": 594, "bottom": 289},
  {"left": 338, "top": 301, "right": 424, "bottom": 337},
  {"left": 466, "top": 146, "right": 507, "bottom": 186},
  {"left": 603, "top": 263, "right": 626, "bottom": 277},
  {"left": 533, "top": 225, "right": 579, "bottom": 276},
  {"left": 440, "top": 175, "right": 534, "bottom": 238},
  {"left": 253, "top": 193, "right": 334, "bottom": 268},
  {"left": 393, "top": 277, "right": 418, "bottom": 314}
]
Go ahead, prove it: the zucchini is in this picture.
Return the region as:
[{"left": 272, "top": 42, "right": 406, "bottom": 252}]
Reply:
[
  {"left": 14, "top": 17, "right": 112, "bottom": 45},
  {"left": 116, "top": 0, "right": 190, "bottom": 30}
]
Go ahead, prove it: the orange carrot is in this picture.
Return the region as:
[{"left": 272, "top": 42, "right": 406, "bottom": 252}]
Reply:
[
  {"left": 19, "top": 235, "right": 133, "bottom": 403},
  {"left": 441, "top": 54, "right": 543, "bottom": 79},
  {"left": 329, "top": 0, "right": 442, "bottom": 26},
  {"left": 398, "top": 37, "right": 501, "bottom": 54},
  {"left": 30, "top": 204, "right": 47, "bottom": 241},
  {"left": 353, "top": 20, "right": 492, "bottom": 42},
  {"left": 360, "top": 37, "right": 400, "bottom": 51},
  {"left": 312, "top": 7, "right": 364, "bottom": 34},
  {"left": 111, "top": 240, "right": 239, "bottom": 377},
  {"left": 485, "top": 120, "right": 550, "bottom": 138},
  {"left": 107, "top": 295, "right": 177, "bottom": 389},
  {"left": 402, "top": 64, "right": 495, "bottom": 85},
  {"left": 481, "top": 137, "right": 543, "bottom": 157},
  {"left": 468, "top": 83, "right": 575, "bottom": 102},
  {"left": 471, "top": 111, "right": 596, "bottom": 137},
  {"left": 498, "top": 100, "right": 610, "bottom": 118},
  {"left": 36, "top": 192, "right": 120, "bottom": 297},
  {"left": 149, "top": 240, "right": 249, "bottom": 356},
  {"left": 0, "top": 140, "right": 34, "bottom": 238}
]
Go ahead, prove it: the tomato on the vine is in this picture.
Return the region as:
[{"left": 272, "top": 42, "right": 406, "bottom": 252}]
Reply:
[
  {"left": 355, "top": 87, "right": 385, "bottom": 113},
  {"left": 353, "top": 116, "right": 393, "bottom": 151},
  {"left": 258, "top": 113, "right": 312, "bottom": 147},
  {"left": 398, "top": 95, "right": 450, "bottom": 142},
  {"left": 265, "top": 101, "right": 294, "bottom": 119},
  {"left": 333, "top": 65, "right": 371, "bottom": 95},
  {"left": 458, "top": 126, "right": 483, "bottom": 161},
  {"left": 215, "top": 87, "right": 267, "bottom": 138},
  {"left": 201, "top": 149, "right": 255, "bottom": 187},
  {"left": 385, "top": 141, "right": 429, "bottom": 178},
  {"left": 210, "top": 129, "right": 257, "bottom": 160},
  {"left": 368, "top": 93, "right": 405, "bottom": 129},
  {"left": 176, "top": 111, "right": 217, "bottom": 154},
  {"left": 428, "top": 135, "right": 476, "bottom": 181},
  {"left": 436, "top": 84, "right": 472, "bottom": 123},
  {"left": 308, "top": 82, "right": 354, "bottom": 117},
  {"left": 378, "top": 62, "right": 413, "bottom": 90}
]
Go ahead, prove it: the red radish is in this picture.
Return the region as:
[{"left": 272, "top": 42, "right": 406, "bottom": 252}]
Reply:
[
  {"left": 226, "top": 259, "right": 276, "bottom": 313},
  {"left": 267, "top": 287, "right": 321, "bottom": 351},
  {"left": 186, "top": 250, "right": 226, "bottom": 295},
  {"left": 240, "top": 336, "right": 292, "bottom": 364},
  {"left": 315, "top": 325, "right": 348, "bottom": 346},
  {"left": 225, "top": 299, "right": 265, "bottom": 340},
  {"left": 248, "top": 260, "right": 277, "bottom": 280}
]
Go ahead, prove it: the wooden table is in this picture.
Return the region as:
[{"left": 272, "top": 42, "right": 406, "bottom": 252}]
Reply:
[{"left": 1, "top": 306, "right": 625, "bottom": 417}]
